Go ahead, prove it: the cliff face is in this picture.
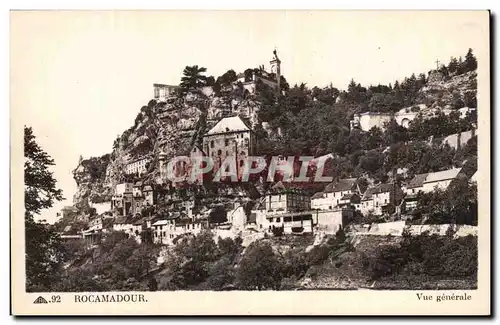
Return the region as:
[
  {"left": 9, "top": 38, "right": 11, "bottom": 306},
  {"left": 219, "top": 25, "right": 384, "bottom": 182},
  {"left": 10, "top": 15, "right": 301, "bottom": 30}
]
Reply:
[
  {"left": 72, "top": 154, "right": 112, "bottom": 209},
  {"left": 72, "top": 89, "right": 263, "bottom": 208},
  {"left": 417, "top": 71, "right": 477, "bottom": 109}
]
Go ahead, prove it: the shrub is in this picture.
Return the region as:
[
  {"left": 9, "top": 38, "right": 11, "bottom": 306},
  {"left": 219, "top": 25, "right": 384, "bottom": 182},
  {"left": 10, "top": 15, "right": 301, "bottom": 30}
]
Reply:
[{"left": 236, "top": 241, "right": 283, "bottom": 290}]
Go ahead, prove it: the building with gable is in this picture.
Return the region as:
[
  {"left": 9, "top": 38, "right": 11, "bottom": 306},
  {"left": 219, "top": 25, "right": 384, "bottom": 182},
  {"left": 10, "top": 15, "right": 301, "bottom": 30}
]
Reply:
[
  {"left": 403, "top": 167, "right": 466, "bottom": 211},
  {"left": 311, "top": 178, "right": 360, "bottom": 211},
  {"left": 360, "top": 183, "right": 403, "bottom": 216},
  {"left": 202, "top": 116, "right": 256, "bottom": 179}
]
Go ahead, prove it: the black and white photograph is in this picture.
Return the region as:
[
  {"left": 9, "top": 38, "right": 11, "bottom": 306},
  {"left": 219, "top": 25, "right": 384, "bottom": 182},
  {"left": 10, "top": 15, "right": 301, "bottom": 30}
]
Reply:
[{"left": 10, "top": 10, "right": 490, "bottom": 315}]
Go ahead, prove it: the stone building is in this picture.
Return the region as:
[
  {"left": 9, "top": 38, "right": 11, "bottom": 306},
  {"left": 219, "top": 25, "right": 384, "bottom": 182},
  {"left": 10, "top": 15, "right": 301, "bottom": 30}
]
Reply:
[
  {"left": 153, "top": 84, "right": 180, "bottom": 102},
  {"left": 202, "top": 116, "right": 256, "bottom": 179},
  {"left": 350, "top": 112, "right": 394, "bottom": 132},
  {"left": 311, "top": 178, "right": 360, "bottom": 211},
  {"left": 360, "top": 183, "right": 403, "bottom": 216},
  {"left": 125, "top": 156, "right": 151, "bottom": 176}
]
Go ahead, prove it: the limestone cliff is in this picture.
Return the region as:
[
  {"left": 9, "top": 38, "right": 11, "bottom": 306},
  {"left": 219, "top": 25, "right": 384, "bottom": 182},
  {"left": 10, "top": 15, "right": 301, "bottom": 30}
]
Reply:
[{"left": 72, "top": 88, "right": 263, "bottom": 208}]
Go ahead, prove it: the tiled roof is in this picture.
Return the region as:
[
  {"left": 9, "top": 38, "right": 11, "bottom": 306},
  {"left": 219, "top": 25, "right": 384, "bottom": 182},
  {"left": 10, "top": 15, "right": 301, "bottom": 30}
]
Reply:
[
  {"left": 114, "top": 216, "right": 130, "bottom": 224},
  {"left": 362, "top": 183, "right": 394, "bottom": 200},
  {"left": 340, "top": 193, "right": 355, "bottom": 200},
  {"left": 324, "top": 178, "right": 357, "bottom": 193},
  {"left": 133, "top": 218, "right": 145, "bottom": 225},
  {"left": 311, "top": 191, "right": 324, "bottom": 200},
  {"left": 407, "top": 173, "right": 428, "bottom": 189},
  {"left": 152, "top": 219, "right": 169, "bottom": 226},
  {"left": 206, "top": 116, "right": 251, "bottom": 135},
  {"left": 424, "top": 168, "right": 462, "bottom": 184}
]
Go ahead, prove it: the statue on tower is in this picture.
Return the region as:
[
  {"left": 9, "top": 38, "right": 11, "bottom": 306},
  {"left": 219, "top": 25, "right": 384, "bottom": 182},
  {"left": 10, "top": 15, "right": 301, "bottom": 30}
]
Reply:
[{"left": 270, "top": 49, "right": 281, "bottom": 93}]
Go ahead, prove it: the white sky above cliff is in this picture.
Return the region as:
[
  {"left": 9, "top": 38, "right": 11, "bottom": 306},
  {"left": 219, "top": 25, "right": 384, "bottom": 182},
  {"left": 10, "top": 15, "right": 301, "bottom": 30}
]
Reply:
[{"left": 10, "top": 10, "right": 488, "bottom": 223}]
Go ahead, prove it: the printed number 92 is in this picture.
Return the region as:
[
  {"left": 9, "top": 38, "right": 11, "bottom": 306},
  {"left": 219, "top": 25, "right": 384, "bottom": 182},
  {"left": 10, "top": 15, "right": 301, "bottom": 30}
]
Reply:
[{"left": 51, "top": 295, "right": 61, "bottom": 303}]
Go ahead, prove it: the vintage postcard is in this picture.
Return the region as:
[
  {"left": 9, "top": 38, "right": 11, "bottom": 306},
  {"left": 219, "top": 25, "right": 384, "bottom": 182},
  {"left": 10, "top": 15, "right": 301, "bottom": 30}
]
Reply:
[{"left": 10, "top": 10, "right": 490, "bottom": 315}]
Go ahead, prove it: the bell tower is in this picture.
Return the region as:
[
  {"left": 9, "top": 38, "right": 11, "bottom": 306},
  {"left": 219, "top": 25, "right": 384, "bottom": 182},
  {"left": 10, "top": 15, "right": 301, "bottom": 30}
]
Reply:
[{"left": 270, "top": 49, "right": 281, "bottom": 93}]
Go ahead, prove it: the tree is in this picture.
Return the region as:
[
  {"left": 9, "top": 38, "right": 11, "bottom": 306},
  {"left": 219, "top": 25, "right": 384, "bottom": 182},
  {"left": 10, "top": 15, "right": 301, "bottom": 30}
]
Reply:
[
  {"left": 448, "top": 56, "right": 459, "bottom": 74},
  {"left": 464, "top": 48, "right": 478, "bottom": 72},
  {"left": 180, "top": 65, "right": 207, "bottom": 91},
  {"left": 25, "top": 127, "right": 64, "bottom": 218},
  {"left": 24, "top": 126, "right": 65, "bottom": 291},
  {"left": 236, "top": 241, "right": 283, "bottom": 290}
]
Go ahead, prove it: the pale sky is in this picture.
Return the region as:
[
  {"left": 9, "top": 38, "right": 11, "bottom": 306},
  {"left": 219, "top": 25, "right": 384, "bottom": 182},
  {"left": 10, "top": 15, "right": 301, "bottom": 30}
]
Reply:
[{"left": 10, "top": 10, "right": 489, "bottom": 223}]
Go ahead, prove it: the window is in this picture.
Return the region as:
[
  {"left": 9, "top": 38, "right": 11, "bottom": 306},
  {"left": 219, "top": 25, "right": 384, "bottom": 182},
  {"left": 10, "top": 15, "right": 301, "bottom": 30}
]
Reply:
[
  {"left": 163, "top": 231, "right": 166, "bottom": 237},
  {"left": 239, "top": 160, "right": 244, "bottom": 167},
  {"left": 225, "top": 139, "right": 230, "bottom": 146},
  {"left": 217, "top": 150, "right": 222, "bottom": 156},
  {"left": 210, "top": 140, "right": 214, "bottom": 148},
  {"left": 284, "top": 217, "right": 292, "bottom": 222},
  {"left": 276, "top": 217, "right": 281, "bottom": 223}
]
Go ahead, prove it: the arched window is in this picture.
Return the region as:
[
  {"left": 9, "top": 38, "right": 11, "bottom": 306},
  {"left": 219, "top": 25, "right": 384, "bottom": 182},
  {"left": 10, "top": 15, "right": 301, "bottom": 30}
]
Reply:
[{"left": 217, "top": 150, "right": 222, "bottom": 156}]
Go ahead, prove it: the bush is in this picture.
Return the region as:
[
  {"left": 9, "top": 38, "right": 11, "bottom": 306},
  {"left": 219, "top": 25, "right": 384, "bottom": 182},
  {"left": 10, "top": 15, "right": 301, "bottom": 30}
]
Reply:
[
  {"left": 363, "top": 232, "right": 478, "bottom": 281},
  {"left": 236, "top": 241, "right": 283, "bottom": 290}
]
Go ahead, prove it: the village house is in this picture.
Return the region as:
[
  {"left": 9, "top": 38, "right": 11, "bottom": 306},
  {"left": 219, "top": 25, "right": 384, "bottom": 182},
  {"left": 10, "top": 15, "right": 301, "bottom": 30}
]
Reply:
[
  {"left": 125, "top": 156, "right": 151, "bottom": 176},
  {"left": 112, "top": 216, "right": 134, "bottom": 235},
  {"left": 411, "top": 167, "right": 465, "bottom": 194},
  {"left": 338, "top": 193, "right": 361, "bottom": 210},
  {"left": 152, "top": 214, "right": 205, "bottom": 245},
  {"left": 82, "top": 216, "right": 113, "bottom": 246},
  {"left": 403, "top": 167, "right": 466, "bottom": 211},
  {"left": 404, "top": 173, "right": 428, "bottom": 211},
  {"left": 311, "top": 178, "right": 359, "bottom": 211},
  {"left": 251, "top": 182, "right": 313, "bottom": 234},
  {"left": 360, "top": 183, "right": 403, "bottom": 216},
  {"left": 202, "top": 116, "right": 256, "bottom": 179}
]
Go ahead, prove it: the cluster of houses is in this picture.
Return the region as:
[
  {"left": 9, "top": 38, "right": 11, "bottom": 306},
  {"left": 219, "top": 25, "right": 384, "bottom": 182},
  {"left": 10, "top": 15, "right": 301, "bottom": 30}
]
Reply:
[{"left": 74, "top": 162, "right": 472, "bottom": 247}]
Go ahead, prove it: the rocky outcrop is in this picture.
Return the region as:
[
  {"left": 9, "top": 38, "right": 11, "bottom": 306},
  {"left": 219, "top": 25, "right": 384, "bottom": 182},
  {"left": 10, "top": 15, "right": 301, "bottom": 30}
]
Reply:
[
  {"left": 71, "top": 88, "right": 265, "bottom": 209},
  {"left": 417, "top": 71, "right": 477, "bottom": 109}
]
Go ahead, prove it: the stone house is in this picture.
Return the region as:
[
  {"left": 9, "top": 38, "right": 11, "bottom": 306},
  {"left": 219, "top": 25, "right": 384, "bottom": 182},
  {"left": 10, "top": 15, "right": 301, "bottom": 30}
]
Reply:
[
  {"left": 311, "top": 178, "right": 359, "bottom": 211},
  {"left": 360, "top": 183, "right": 403, "bottom": 216}
]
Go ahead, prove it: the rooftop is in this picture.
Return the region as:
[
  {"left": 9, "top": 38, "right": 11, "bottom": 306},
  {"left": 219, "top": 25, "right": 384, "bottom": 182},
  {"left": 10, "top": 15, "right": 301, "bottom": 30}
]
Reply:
[
  {"left": 324, "top": 178, "right": 357, "bottom": 193},
  {"left": 206, "top": 116, "right": 251, "bottom": 135},
  {"left": 407, "top": 173, "right": 429, "bottom": 189},
  {"left": 424, "top": 168, "right": 462, "bottom": 184},
  {"left": 362, "top": 183, "right": 394, "bottom": 200}
]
